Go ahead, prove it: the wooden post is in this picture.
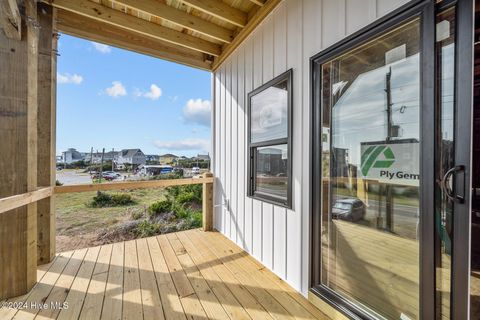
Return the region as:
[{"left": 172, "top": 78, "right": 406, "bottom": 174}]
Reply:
[
  {"left": 36, "top": 3, "right": 57, "bottom": 265},
  {"left": 202, "top": 172, "right": 214, "bottom": 231},
  {"left": 0, "top": 0, "right": 39, "bottom": 299}
]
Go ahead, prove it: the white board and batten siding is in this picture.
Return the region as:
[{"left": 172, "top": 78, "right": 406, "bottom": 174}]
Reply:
[{"left": 213, "top": 0, "right": 411, "bottom": 295}]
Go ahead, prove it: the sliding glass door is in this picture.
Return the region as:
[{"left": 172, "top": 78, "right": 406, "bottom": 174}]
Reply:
[{"left": 311, "top": 1, "right": 474, "bottom": 319}]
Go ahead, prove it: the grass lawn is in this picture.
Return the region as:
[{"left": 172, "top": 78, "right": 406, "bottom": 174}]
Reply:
[{"left": 55, "top": 188, "right": 167, "bottom": 251}]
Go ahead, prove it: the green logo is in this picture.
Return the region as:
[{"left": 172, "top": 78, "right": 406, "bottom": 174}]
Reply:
[{"left": 361, "top": 145, "right": 395, "bottom": 176}]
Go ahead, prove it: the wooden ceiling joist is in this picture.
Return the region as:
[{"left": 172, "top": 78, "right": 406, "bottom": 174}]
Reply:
[
  {"left": 248, "top": 0, "right": 265, "bottom": 6},
  {"left": 49, "top": 0, "right": 222, "bottom": 56},
  {"left": 112, "top": 0, "right": 234, "bottom": 43},
  {"left": 178, "top": 0, "right": 247, "bottom": 28},
  {"left": 0, "top": 0, "right": 22, "bottom": 40},
  {"left": 57, "top": 9, "right": 212, "bottom": 70}
]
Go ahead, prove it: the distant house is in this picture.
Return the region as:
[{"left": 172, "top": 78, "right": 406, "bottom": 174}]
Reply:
[
  {"left": 61, "top": 148, "right": 85, "bottom": 164},
  {"left": 195, "top": 154, "right": 211, "bottom": 162},
  {"left": 159, "top": 153, "right": 178, "bottom": 165},
  {"left": 115, "top": 149, "right": 146, "bottom": 168},
  {"left": 145, "top": 154, "right": 160, "bottom": 163}
]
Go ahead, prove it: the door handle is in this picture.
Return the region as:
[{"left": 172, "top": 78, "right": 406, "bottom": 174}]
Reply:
[{"left": 442, "top": 165, "right": 465, "bottom": 203}]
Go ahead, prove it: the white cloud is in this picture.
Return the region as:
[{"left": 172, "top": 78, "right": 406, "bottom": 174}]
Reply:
[
  {"left": 105, "top": 81, "right": 127, "bottom": 98},
  {"left": 153, "top": 138, "right": 210, "bottom": 152},
  {"left": 134, "top": 84, "right": 163, "bottom": 100},
  {"left": 182, "top": 98, "right": 211, "bottom": 126},
  {"left": 92, "top": 42, "right": 111, "bottom": 53},
  {"left": 57, "top": 73, "right": 83, "bottom": 85}
]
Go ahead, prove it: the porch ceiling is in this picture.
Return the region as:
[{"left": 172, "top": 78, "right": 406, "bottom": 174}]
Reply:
[{"left": 46, "top": 0, "right": 281, "bottom": 71}]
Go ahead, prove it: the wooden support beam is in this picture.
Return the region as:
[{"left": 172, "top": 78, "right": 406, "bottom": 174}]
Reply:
[
  {"left": 57, "top": 9, "right": 212, "bottom": 71},
  {"left": 36, "top": 3, "right": 57, "bottom": 265},
  {"left": 0, "top": 0, "right": 39, "bottom": 300},
  {"left": 178, "top": 0, "right": 247, "bottom": 28},
  {"left": 212, "top": 0, "right": 281, "bottom": 71},
  {"left": 248, "top": 0, "right": 265, "bottom": 6},
  {"left": 113, "top": 0, "right": 234, "bottom": 43},
  {"left": 202, "top": 173, "right": 214, "bottom": 231},
  {"left": 0, "top": 188, "right": 53, "bottom": 215},
  {"left": 48, "top": 0, "right": 221, "bottom": 56},
  {"left": 54, "top": 177, "right": 215, "bottom": 194},
  {"left": 0, "top": 0, "right": 22, "bottom": 40}
]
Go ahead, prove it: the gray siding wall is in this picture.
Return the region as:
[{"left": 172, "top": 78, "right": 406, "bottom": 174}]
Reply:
[{"left": 213, "top": 0, "right": 411, "bottom": 295}]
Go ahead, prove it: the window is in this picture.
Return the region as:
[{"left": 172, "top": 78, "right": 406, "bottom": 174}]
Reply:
[{"left": 247, "top": 69, "right": 292, "bottom": 208}]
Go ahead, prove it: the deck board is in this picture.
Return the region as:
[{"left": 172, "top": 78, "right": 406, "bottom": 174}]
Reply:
[{"left": 0, "top": 230, "right": 329, "bottom": 320}]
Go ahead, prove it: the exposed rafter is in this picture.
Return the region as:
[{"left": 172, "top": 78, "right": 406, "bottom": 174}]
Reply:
[
  {"left": 178, "top": 0, "right": 247, "bottom": 28},
  {"left": 248, "top": 0, "right": 265, "bottom": 6},
  {"left": 213, "top": 0, "right": 281, "bottom": 70},
  {"left": 112, "top": 0, "right": 234, "bottom": 43},
  {"left": 57, "top": 9, "right": 213, "bottom": 71},
  {"left": 0, "top": 0, "right": 22, "bottom": 40},
  {"left": 49, "top": 0, "right": 222, "bottom": 56}
]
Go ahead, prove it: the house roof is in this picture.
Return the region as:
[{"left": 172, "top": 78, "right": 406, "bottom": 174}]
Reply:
[
  {"left": 121, "top": 149, "right": 144, "bottom": 157},
  {"left": 160, "top": 153, "right": 179, "bottom": 158}
]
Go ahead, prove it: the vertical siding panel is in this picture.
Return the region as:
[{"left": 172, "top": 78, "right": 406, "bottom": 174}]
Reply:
[
  {"left": 346, "top": 0, "right": 371, "bottom": 35},
  {"left": 225, "top": 60, "right": 232, "bottom": 240},
  {"left": 231, "top": 53, "right": 239, "bottom": 244},
  {"left": 286, "top": 0, "right": 303, "bottom": 291},
  {"left": 376, "top": 0, "right": 410, "bottom": 17},
  {"left": 302, "top": 0, "right": 323, "bottom": 295},
  {"left": 321, "top": 0, "right": 347, "bottom": 48},
  {"left": 214, "top": 69, "right": 222, "bottom": 231},
  {"left": 252, "top": 29, "right": 263, "bottom": 261},
  {"left": 237, "top": 47, "right": 246, "bottom": 248},
  {"left": 262, "top": 14, "right": 275, "bottom": 270},
  {"left": 220, "top": 66, "right": 226, "bottom": 234},
  {"left": 272, "top": 0, "right": 288, "bottom": 280},
  {"left": 244, "top": 37, "right": 254, "bottom": 253}
]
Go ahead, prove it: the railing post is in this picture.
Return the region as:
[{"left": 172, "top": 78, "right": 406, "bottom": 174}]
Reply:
[{"left": 202, "top": 172, "right": 214, "bottom": 231}]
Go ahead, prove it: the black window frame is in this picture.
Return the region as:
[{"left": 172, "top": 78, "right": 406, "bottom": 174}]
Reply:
[{"left": 247, "top": 69, "right": 293, "bottom": 208}]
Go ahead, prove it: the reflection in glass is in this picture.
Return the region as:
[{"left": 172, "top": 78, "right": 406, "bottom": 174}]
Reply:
[
  {"left": 250, "top": 80, "right": 288, "bottom": 143},
  {"left": 255, "top": 144, "right": 288, "bottom": 201},
  {"left": 435, "top": 7, "right": 455, "bottom": 319},
  {"left": 320, "top": 19, "right": 420, "bottom": 319}
]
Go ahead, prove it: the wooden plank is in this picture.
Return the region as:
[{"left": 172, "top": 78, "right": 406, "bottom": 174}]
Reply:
[
  {"left": 206, "top": 231, "right": 328, "bottom": 319},
  {"left": 178, "top": 0, "right": 247, "bottom": 28},
  {"left": 136, "top": 238, "right": 164, "bottom": 320},
  {"left": 168, "top": 233, "right": 229, "bottom": 320},
  {"left": 178, "top": 230, "right": 267, "bottom": 320},
  {"left": 0, "top": 0, "right": 21, "bottom": 40},
  {"left": 113, "top": 0, "right": 234, "bottom": 43},
  {"left": 0, "top": 187, "right": 53, "bottom": 215},
  {"left": 122, "top": 240, "right": 143, "bottom": 320},
  {"left": 79, "top": 244, "right": 113, "bottom": 320},
  {"left": 212, "top": 0, "right": 282, "bottom": 70},
  {"left": 202, "top": 172, "right": 214, "bottom": 231},
  {"left": 57, "top": 9, "right": 211, "bottom": 71},
  {"left": 57, "top": 246, "right": 101, "bottom": 320},
  {"left": 36, "top": 3, "right": 57, "bottom": 265},
  {"left": 54, "top": 177, "right": 214, "bottom": 194},
  {"left": 198, "top": 230, "right": 318, "bottom": 320},
  {"left": 35, "top": 249, "right": 88, "bottom": 320},
  {"left": 248, "top": 0, "right": 265, "bottom": 6},
  {"left": 146, "top": 237, "right": 186, "bottom": 320},
  {"left": 11, "top": 251, "right": 73, "bottom": 320},
  {"left": 101, "top": 242, "right": 124, "bottom": 320},
  {"left": 49, "top": 0, "right": 222, "bottom": 56}
]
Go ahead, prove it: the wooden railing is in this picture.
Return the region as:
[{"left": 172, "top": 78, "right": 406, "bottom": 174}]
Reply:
[{"left": 0, "top": 173, "right": 215, "bottom": 231}]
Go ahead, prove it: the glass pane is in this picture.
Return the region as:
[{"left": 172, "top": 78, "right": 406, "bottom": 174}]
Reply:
[
  {"left": 320, "top": 19, "right": 421, "bottom": 319},
  {"left": 435, "top": 7, "right": 455, "bottom": 320},
  {"left": 250, "top": 79, "right": 288, "bottom": 143},
  {"left": 255, "top": 144, "right": 288, "bottom": 200}
]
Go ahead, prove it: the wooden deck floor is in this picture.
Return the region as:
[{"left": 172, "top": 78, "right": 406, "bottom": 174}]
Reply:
[{"left": 0, "top": 229, "right": 328, "bottom": 320}]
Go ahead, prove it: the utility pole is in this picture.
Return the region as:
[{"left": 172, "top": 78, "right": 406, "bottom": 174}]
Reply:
[
  {"left": 100, "top": 148, "right": 105, "bottom": 183},
  {"left": 112, "top": 148, "right": 114, "bottom": 171},
  {"left": 89, "top": 147, "right": 93, "bottom": 173},
  {"left": 385, "top": 67, "right": 393, "bottom": 232}
]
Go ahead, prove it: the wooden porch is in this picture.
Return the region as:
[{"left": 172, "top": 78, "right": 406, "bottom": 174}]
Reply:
[{"left": 0, "top": 229, "right": 328, "bottom": 320}]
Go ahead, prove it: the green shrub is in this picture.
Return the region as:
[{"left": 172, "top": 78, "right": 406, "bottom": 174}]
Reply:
[
  {"left": 166, "top": 184, "right": 202, "bottom": 204},
  {"left": 89, "top": 191, "right": 136, "bottom": 208},
  {"left": 151, "top": 172, "right": 183, "bottom": 180},
  {"left": 135, "top": 220, "right": 160, "bottom": 237},
  {"left": 148, "top": 200, "right": 173, "bottom": 216}
]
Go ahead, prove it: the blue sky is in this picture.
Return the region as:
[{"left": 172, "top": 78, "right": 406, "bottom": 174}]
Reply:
[{"left": 56, "top": 34, "right": 211, "bottom": 157}]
